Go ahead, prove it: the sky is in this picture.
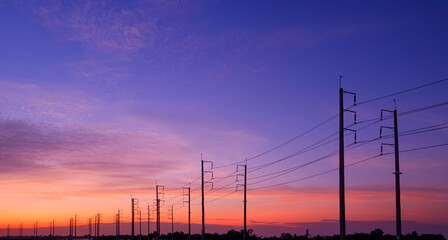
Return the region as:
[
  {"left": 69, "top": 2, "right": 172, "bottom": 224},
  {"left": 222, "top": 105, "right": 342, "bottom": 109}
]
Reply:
[{"left": 1, "top": 0, "right": 448, "bottom": 237}]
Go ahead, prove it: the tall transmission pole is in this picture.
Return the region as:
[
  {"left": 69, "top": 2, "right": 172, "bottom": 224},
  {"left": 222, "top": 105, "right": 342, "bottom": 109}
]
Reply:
[
  {"left": 339, "top": 77, "right": 357, "bottom": 240},
  {"left": 201, "top": 154, "right": 205, "bottom": 240},
  {"left": 380, "top": 104, "right": 402, "bottom": 240},
  {"left": 244, "top": 163, "right": 247, "bottom": 240},
  {"left": 201, "top": 154, "right": 213, "bottom": 240},
  {"left": 183, "top": 187, "right": 191, "bottom": 240},
  {"left": 52, "top": 219, "right": 55, "bottom": 237},
  {"left": 237, "top": 162, "right": 247, "bottom": 240}
]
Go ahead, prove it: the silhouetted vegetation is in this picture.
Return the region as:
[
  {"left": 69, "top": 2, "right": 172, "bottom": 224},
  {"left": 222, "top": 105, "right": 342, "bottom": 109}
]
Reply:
[{"left": 0, "top": 229, "right": 445, "bottom": 240}]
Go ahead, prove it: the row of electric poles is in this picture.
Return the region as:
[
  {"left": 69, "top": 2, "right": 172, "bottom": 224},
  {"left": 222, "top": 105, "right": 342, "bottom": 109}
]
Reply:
[
  {"left": 3, "top": 83, "right": 404, "bottom": 240},
  {"left": 339, "top": 77, "right": 402, "bottom": 240}
]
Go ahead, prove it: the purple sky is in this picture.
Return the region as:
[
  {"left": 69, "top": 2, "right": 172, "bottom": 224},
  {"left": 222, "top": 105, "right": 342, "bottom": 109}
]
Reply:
[{"left": 0, "top": 0, "right": 448, "bottom": 237}]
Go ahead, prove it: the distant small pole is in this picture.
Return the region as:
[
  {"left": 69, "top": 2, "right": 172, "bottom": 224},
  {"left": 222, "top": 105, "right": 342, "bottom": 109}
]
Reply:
[
  {"left": 183, "top": 187, "right": 191, "bottom": 240},
  {"left": 140, "top": 209, "right": 142, "bottom": 237},
  {"left": 94, "top": 216, "right": 97, "bottom": 238},
  {"left": 7, "top": 224, "right": 10, "bottom": 238},
  {"left": 20, "top": 223, "right": 23, "bottom": 238},
  {"left": 69, "top": 218, "right": 73, "bottom": 240},
  {"left": 75, "top": 214, "right": 77, "bottom": 239},
  {"left": 97, "top": 213, "right": 101, "bottom": 238},
  {"left": 132, "top": 197, "right": 135, "bottom": 239},
  {"left": 156, "top": 185, "right": 160, "bottom": 240},
  {"left": 89, "top": 218, "right": 92, "bottom": 239},
  {"left": 148, "top": 204, "right": 151, "bottom": 240},
  {"left": 116, "top": 209, "right": 121, "bottom": 240}
]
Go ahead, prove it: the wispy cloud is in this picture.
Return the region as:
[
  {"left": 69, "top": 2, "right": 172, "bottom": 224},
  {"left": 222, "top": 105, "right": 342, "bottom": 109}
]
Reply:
[
  {"left": 32, "top": 0, "right": 200, "bottom": 53},
  {"left": 0, "top": 115, "right": 195, "bottom": 198},
  {"left": 0, "top": 80, "right": 93, "bottom": 122}
]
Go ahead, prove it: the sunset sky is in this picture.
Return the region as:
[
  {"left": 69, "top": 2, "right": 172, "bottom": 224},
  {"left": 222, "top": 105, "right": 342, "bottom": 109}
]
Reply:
[{"left": 1, "top": 0, "right": 448, "bottom": 237}]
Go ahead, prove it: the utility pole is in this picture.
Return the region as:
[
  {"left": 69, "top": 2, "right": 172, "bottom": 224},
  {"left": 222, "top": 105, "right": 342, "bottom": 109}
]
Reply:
[
  {"left": 140, "top": 209, "right": 142, "bottom": 238},
  {"left": 7, "top": 224, "right": 10, "bottom": 238},
  {"left": 69, "top": 218, "right": 73, "bottom": 240},
  {"left": 148, "top": 204, "right": 151, "bottom": 240},
  {"left": 132, "top": 197, "right": 135, "bottom": 239},
  {"left": 94, "top": 215, "right": 97, "bottom": 239},
  {"left": 35, "top": 221, "right": 38, "bottom": 238},
  {"left": 97, "top": 213, "right": 101, "bottom": 238},
  {"left": 201, "top": 154, "right": 213, "bottom": 240},
  {"left": 75, "top": 214, "right": 77, "bottom": 239},
  {"left": 116, "top": 209, "right": 121, "bottom": 240},
  {"left": 156, "top": 184, "right": 164, "bottom": 240},
  {"left": 52, "top": 219, "right": 55, "bottom": 237},
  {"left": 237, "top": 162, "right": 247, "bottom": 240},
  {"left": 89, "top": 218, "right": 92, "bottom": 239},
  {"left": 156, "top": 186, "right": 160, "bottom": 240},
  {"left": 20, "top": 223, "right": 23, "bottom": 238},
  {"left": 168, "top": 206, "right": 174, "bottom": 240},
  {"left": 244, "top": 163, "right": 247, "bottom": 240},
  {"left": 157, "top": 186, "right": 160, "bottom": 240},
  {"left": 339, "top": 77, "right": 357, "bottom": 240},
  {"left": 380, "top": 104, "right": 402, "bottom": 240},
  {"left": 183, "top": 187, "right": 191, "bottom": 240},
  {"left": 201, "top": 154, "right": 205, "bottom": 240},
  {"left": 171, "top": 206, "right": 174, "bottom": 240}
]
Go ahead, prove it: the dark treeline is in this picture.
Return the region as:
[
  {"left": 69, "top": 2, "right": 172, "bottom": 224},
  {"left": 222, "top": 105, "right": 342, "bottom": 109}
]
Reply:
[{"left": 1, "top": 228, "right": 445, "bottom": 240}]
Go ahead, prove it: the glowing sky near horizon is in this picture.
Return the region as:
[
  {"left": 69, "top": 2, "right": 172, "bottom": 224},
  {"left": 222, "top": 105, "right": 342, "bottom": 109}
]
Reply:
[{"left": 0, "top": 0, "right": 448, "bottom": 236}]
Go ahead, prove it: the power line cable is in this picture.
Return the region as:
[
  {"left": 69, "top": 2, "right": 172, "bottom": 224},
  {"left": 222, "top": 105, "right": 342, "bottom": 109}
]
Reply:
[{"left": 248, "top": 142, "right": 448, "bottom": 190}]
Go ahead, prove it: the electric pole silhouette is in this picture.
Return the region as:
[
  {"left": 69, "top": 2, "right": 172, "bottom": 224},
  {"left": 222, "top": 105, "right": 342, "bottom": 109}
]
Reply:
[
  {"left": 147, "top": 204, "right": 151, "bottom": 240},
  {"left": 381, "top": 103, "right": 402, "bottom": 240},
  {"left": 183, "top": 186, "right": 191, "bottom": 240},
  {"left": 89, "top": 217, "right": 92, "bottom": 239},
  {"left": 156, "top": 184, "right": 164, "bottom": 240},
  {"left": 237, "top": 162, "right": 247, "bottom": 240},
  {"left": 201, "top": 154, "right": 213, "bottom": 240},
  {"left": 339, "top": 76, "right": 357, "bottom": 240},
  {"left": 132, "top": 197, "right": 135, "bottom": 239}
]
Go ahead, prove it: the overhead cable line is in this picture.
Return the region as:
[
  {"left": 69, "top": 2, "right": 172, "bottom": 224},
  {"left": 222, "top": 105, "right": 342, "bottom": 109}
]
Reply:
[
  {"left": 248, "top": 142, "right": 448, "bottom": 191},
  {"left": 356, "top": 78, "right": 448, "bottom": 105}
]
